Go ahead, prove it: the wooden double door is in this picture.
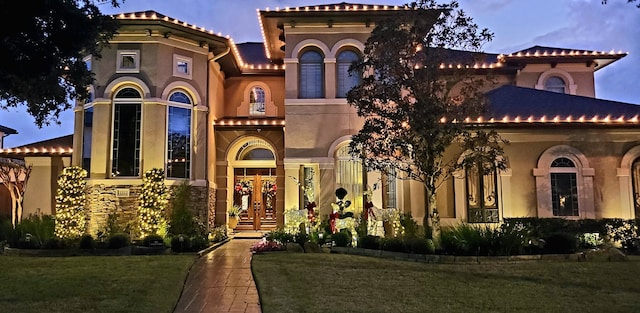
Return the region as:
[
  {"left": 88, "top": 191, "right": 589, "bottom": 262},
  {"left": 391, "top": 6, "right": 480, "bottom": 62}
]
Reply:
[{"left": 233, "top": 168, "right": 277, "bottom": 230}]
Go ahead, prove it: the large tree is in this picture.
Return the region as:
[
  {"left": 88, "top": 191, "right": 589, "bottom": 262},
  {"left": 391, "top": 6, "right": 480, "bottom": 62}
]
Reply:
[
  {"left": 0, "top": 0, "right": 120, "bottom": 127},
  {"left": 347, "top": 0, "right": 507, "bottom": 230}
]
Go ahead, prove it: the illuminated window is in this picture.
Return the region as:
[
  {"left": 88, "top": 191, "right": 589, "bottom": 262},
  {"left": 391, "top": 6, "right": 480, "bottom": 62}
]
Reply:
[
  {"left": 111, "top": 87, "right": 142, "bottom": 177},
  {"left": 544, "top": 76, "right": 566, "bottom": 93},
  {"left": 336, "top": 50, "right": 361, "bottom": 98},
  {"left": 466, "top": 164, "right": 499, "bottom": 223},
  {"left": 167, "top": 91, "right": 192, "bottom": 179},
  {"left": 335, "top": 144, "right": 363, "bottom": 211},
  {"left": 249, "top": 87, "right": 266, "bottom": 116},
  {"left": 116, "top": 50, "right": 140, "bottom": 73},
  {"left": 82, "top": 106, "right": 93, "bottom": 176},
  {"left": 550, "top": 157, "right": 579, "bottom": 216},
  {"left": 299, "top": 50, "right": 324, "bottom": 98}
]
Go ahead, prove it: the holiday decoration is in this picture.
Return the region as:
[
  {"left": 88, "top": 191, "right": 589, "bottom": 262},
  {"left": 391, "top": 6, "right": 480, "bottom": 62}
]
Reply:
[
  {"left": 54, "top": 166, "right": 87, "bottom": 239},
  {"left": 137, "top": 168, "right": 169, "bottom": 237}
]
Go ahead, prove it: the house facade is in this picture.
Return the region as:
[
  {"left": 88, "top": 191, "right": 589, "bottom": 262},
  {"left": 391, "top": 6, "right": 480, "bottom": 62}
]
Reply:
[{"left": 4, "top": 3, "right": 639, "bottom": 234}]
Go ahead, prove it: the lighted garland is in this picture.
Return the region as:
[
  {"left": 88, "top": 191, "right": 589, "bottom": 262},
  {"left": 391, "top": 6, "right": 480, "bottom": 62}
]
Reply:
[
  {"left": 54, "top": 166, "right": 87, "bottom": 239},
  {"left": 137, "top": 168, "right": 169, "bottom": 237}
]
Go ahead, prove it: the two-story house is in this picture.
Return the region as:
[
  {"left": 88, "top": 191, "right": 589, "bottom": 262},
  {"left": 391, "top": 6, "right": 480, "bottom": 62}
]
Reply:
[{"left": 4, "top": 3, "right": 639, "bottom": 235}]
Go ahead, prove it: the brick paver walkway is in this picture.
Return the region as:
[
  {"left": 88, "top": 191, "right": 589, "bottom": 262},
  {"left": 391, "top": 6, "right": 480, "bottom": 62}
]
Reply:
[{"left": 173, "top": 239, "right": 262, "bottom": 313}]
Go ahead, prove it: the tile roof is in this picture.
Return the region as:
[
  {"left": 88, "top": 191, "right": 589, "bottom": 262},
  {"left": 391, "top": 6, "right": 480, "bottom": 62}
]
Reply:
[
  {"left": 0, "top": 134, "right": 73, "bottom": 157},
  {"left": 0, "top": 125, "right": 17, "bottom": 135},
  {"left": 236, "top": 42, "right": 271, "bottom": 65},
  {"left": 485, "top": 85, "right": 640, "bottom": 122}
]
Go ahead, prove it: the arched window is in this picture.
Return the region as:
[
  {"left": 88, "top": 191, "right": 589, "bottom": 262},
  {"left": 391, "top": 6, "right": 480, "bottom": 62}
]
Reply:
[
  {"left": 544, "top": 76, "right": 566, "bottom": 93},
  {"left": 630, "top": 159, "right": 640, "bottom": 216},
  {"left": 550, "top": 157, "right": 579, "bottom": 216},
  {"left": 249, "top": 87, "right": 266, "bottom": 116},
  {"left": 299, "top": 50, "right": 324, "bottom": 98},
  {"left": 112, "top": 87, "right": 142, "bottom": 177},
  {"left": 336, "top": 50, "right": 361, "bottom": 98},
  {"left": 466, "top": 164, "right": 499, "bottom": 223},
  {"left": 335, "top": 144, "right": 363, "bottom": 211},
  {"left": 167, "top": 91, "right": 193, "bottom": 179}
]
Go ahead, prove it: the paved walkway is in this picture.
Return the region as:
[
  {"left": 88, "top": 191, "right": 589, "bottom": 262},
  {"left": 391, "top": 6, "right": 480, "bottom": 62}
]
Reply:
[{"left": 174, "top": 239, "right": 262, "bottom": 313}]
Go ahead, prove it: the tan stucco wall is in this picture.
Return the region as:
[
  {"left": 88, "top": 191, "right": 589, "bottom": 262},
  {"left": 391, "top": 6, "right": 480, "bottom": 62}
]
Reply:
[
  {"left": 223, "top": 76, "right": 285, "bottom": 118},
  {"left": 23, "top": 156, "right": 69, "bottom": 216}
]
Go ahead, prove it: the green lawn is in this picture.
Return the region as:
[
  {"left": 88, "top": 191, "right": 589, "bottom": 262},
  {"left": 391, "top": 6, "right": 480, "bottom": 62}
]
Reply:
[
  {"left": 0, "top": 255, "right": 195, "bottom": 313},
  {"left": 252, "top": 253, "right": 640, "bottom": 313}
]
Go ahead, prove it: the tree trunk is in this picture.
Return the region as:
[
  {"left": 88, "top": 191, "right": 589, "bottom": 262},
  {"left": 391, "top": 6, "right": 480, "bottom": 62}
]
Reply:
[{"left": 425, "top": 188, "right": 440, "bottom": 242}]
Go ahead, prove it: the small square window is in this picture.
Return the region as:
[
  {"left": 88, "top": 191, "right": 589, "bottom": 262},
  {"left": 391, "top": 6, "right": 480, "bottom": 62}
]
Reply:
[
  {"left": 116, "top": 50, "right": 140, "bottom": 73},
  {"left": 177, "top": 61, "right": 188, "bottom": 74},
  {"left": 173, "top": 54, "right": 192, "bottom": 79}
]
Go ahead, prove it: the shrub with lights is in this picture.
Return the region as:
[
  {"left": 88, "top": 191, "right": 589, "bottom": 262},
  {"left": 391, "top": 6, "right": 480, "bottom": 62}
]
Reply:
[
  {"left": 54, "top": 166, "right": 88, "bottom": 239},
  {"left": 137, "top": 168, "right": 169, "bottom": 238}
]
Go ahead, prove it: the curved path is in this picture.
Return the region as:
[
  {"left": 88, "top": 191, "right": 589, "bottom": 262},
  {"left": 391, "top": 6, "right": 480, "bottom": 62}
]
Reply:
[{"left": 173, "top": 239, "right": 261, "bottom": 313}]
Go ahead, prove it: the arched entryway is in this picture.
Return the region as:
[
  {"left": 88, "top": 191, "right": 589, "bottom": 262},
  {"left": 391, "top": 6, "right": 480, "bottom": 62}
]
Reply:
[{"left": 227, "top": 138, "right": 278, "bottom": 231}]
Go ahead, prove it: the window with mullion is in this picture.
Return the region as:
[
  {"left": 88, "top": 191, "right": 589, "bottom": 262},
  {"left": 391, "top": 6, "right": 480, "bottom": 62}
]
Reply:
[
  {"left": 551, "top": 173, "right": 579, "bottom": 216},
  {"left": 336, "top": 50, "right": 361, "bottom": 98},
  {"left": 82, "top": 107, "right": 93, "bottom": 176},
  {"left": 466, "top": 165, "right": 499, "bottom": 223},
  {"left": 112, "top": 103, "right": 141, "bottom": 177},
  {"left": 299, "top": 50, "right": 324, "bottom": 98},
  {"left": 167, "top": 106, "right": 191, "bottom": 179}
]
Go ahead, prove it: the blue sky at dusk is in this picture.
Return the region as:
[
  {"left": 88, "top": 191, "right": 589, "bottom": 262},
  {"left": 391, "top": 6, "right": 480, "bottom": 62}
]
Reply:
[{"left": 1, "top": 0, "right": 638, "bottom": 148}]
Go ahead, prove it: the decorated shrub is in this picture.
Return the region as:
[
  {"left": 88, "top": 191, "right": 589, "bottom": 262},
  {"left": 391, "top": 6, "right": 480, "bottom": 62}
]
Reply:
[
  {"left": 54, "top": 166, "right": 87, "bottom": 239},
  {"left": 138, "top": 168, "right": 169, "bottom": 238}
]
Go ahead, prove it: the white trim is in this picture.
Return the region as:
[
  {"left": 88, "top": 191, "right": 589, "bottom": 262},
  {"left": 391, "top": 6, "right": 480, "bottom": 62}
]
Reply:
[
  {"left": 103, "top": 77, "right": 151, "bottom": 99},
  {"left": 160, "top": 81, "right": 202, "bottom": 106},
  {"left": 533, "top": 145, "right": 595, "bottom": 218},
  {"left": 290, "top": 39, "right": 330, "bottom": 59},
  {"left": 617, "top": 145, "right": 640, "bottom": 219},
  {"left": 172, "top": 54, "right": 193, "bottom": 79},
  {"left": 165, "top": 91, "right": 194, "bottom": 180},
  {"left": 239, "top": 81, "right": 276, "bottom": 117},
  {"left": 116, "top": 50, "right": 140, "bottom": 74},
  {"left": 110, "top": 85, "right": 144, "bottom": 178},
  {"left": 534, "top": 68, "right": 577, "bottom": 95},
  {"left": 329, "top": 39, "right": 365, "bottom": 58}
]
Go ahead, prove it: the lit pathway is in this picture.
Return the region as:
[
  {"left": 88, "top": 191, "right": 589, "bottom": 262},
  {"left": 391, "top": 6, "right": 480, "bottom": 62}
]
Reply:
[{"left": 173, "top": 239, "right": 262, "bottom": 313}]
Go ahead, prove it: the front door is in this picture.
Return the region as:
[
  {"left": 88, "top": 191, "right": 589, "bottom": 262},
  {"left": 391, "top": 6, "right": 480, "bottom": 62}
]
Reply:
[{"left": 233, "top": 168, "right": 277, "bottom": 231}]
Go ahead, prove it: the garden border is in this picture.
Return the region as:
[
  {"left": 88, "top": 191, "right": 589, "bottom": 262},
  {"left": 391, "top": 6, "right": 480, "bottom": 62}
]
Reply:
[{"left": 330, "top": 246, "right": 629, "bottom": 263}]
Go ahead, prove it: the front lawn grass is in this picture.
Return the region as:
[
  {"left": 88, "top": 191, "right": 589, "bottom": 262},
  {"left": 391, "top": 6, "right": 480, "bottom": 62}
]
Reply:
[
  {"left": 0, "top": 255, "right": 195, "bottom": 313},
  {"left": 252, "top": 253, "right": 640, "bottom": 313}
]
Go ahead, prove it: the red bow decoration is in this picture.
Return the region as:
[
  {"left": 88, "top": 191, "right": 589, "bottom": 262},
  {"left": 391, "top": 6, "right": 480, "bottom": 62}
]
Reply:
[
  {"left": 329, "top": 211, "right": 340, "bottom": 233},
  {"left": 306, "top": 202, "right": 317, "bottom": 223},
  {"left": 364, "top": 201, "right": 375, "bottom": 221}
]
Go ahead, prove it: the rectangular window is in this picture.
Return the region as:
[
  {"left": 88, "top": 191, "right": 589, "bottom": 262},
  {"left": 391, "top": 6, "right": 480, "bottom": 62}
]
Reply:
[
  {"left": 299, "top": 63, "right": 323, "bottom": 98},
  {"left": 82, "top": 107, "right": 93, "bottom": 176},
  {"left": 299, "top": 166, "right": 315, "bottom": 209},
  {"left": 116, "top": 50, "right": 140, "bottom": 73},
  {"left": 173, "top": 54, "right": 193, "bottom": 79},
  {"left": 382, "top": 169, "right": 397, "bottom": 209},
  {"left": 551, "top": 173, "right": 579, "bottom": 216},
  {"left": 112, "top": 103, "right": 141, "bottom": 177},
  {"left": 167, "top": 106, "right": 191, "bottom": 179},
  {"left": 466, "top": 166, "right": 499, "bottom": 223}
]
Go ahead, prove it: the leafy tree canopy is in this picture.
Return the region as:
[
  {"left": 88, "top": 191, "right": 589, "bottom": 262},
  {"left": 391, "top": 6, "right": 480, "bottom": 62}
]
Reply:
[
  {"left": 602, "top": 0, "right": 639, "bottom": 8},
  {"left": 0, "top": 0, "right": 120, "bottom": 127},
  {"left": 347, "top": 0, "right": 508, "bottom": 225}
]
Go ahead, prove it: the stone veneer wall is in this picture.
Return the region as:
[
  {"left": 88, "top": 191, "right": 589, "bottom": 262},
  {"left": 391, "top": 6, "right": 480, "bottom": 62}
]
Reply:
[
  {"left": 85, "top": 183, "right": 212, "bottom": 237},
  {"left": 85, "top": 184, "right": 142, "bottom": 237}
]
